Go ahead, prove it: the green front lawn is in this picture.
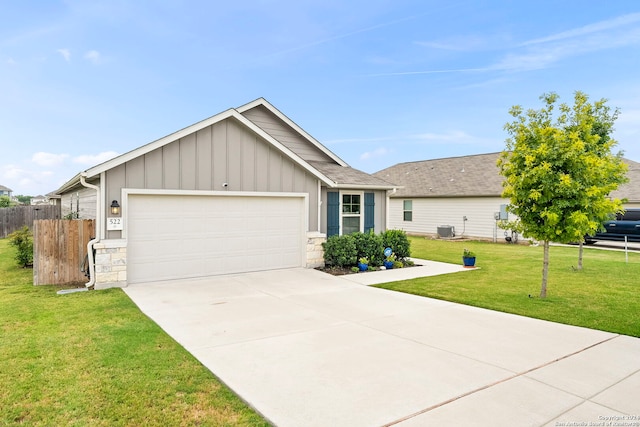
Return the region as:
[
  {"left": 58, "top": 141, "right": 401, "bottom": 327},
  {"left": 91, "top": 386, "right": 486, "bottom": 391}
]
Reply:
[
  {"left": 0, "top": 239, "right": 269, "bottom": 427},
  {"left": 376, "top": 237, "right": 640, "bottom": 337},
  {"left": 3, "top": 235, "right": 638, "bottom": 426}
]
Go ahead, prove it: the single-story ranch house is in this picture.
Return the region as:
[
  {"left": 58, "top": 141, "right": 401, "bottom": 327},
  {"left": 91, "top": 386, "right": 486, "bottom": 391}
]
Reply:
[
  {"left": 374, "top": 152, "right": 640, "bottom": 241},
  {"left": 54, "top": 98, "right": 396, "bottom": 289}
]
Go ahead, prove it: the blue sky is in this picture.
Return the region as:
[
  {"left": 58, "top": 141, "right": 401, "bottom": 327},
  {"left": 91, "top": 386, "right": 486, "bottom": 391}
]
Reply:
[{"left": 2, "top": 1, "right": 640, "bottom": 196}]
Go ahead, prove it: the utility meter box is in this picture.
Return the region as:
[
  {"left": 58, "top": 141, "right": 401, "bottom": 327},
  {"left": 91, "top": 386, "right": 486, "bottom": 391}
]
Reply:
[{"left": 498, "top": 204, "right": 509, "bottom": 220}]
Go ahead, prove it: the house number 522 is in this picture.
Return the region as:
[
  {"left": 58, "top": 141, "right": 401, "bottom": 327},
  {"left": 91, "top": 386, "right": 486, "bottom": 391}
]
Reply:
[{"left": 107, "top": 217, "right": 123, "bottom": 231}]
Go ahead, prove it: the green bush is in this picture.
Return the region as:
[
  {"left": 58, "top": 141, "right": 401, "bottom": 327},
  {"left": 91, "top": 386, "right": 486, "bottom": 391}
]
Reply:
[
  {"left": 323, "top": 229, "right": 412, "bottom": 268},
  {"left": 322, "top": 234, "right": 357, "bottom": 267},
  {"left": 381, "top": 229, "right": 411, "bottom": 260},
  {"left": 8, "top": 226, "right": 34, "bottom": 267},
  {"left": 351, "top": 231, "right": 385, "bottom": 266}
]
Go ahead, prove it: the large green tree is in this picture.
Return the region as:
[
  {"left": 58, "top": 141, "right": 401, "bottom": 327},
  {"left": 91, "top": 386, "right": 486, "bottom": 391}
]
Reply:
[{"left": 498, "top": 92, "right": 628, "bottom": 298}]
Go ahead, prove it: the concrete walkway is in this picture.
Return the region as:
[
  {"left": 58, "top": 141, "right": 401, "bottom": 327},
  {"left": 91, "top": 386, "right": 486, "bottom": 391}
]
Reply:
[{"left": 124, "top": 263, "right": 640, "bottom": 427}]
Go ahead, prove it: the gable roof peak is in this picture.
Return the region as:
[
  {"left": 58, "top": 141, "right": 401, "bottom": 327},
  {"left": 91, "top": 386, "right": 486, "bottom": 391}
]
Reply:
[{"left": 236, "top": 98, "right": 348, "bottom": 167}]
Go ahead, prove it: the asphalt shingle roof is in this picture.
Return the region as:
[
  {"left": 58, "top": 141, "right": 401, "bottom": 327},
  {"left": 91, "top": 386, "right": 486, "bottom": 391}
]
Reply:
[
  {"left": 308, "top": 161, "right": 397, "bottom": 188},
  {"left": 373, "top": 153, "right": 504, "bottom": 198},
  {"left": 374, "top": 153, "right": 640, "bottom": 202},
  {"left": 612, "top": 158, "right": 640, "bottom": 203}
]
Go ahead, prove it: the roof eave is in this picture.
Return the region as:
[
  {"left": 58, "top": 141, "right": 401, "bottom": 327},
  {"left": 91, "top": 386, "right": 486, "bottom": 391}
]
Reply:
[
  {"left": 333, "top": 184, "right": 400, "bottom": 190},
  {"left": 70, "top": 107, "right": 337, "bottom": 190},
  {"left": 54, "top": 172, "right": 84, "bottom": 195},
  {"left": 390, "top": 193, "right": 503, "bottom": 198},
  {"left": 236, "top": 98, "right": 349, "bottom": 167},
  {"left": 84, "top": 108, "right": 238, "bottom": 178}
]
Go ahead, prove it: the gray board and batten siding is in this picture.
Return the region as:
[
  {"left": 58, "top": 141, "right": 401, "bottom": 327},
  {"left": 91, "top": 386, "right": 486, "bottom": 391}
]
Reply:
[
  {"left": 240, "top": 104, "right": 335, "bottom": 163},
  {"left": 103, "top": 116, "right": 320, "bottom": 239}
]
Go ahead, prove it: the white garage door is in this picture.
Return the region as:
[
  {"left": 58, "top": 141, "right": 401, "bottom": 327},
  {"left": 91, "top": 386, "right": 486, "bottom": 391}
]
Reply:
[{"left": 127, "top": 194, "right": 305, "bottom": 284}]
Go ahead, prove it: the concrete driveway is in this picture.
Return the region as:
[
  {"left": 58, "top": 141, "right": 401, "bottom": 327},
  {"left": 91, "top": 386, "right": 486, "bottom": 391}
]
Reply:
[{"left": 124, "top": 263, "right": 640, "bottom": 427}]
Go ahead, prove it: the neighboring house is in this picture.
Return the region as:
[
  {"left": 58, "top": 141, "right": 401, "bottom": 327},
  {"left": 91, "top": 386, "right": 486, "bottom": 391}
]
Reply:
[
  {"left": 0, "top": 185, "right": 12, "bottom": 198},
  {"left": 30, "top": 195, "right": 49, "bottom": 205},
  {"left": 46, "top": 192, "right": 61, "bottom": 206},
  {"left": 53, "top": 98, "right": 396, "bottom": 289},
  {"left": 374, "top": 152, "right": 640, "bottom": 241}
]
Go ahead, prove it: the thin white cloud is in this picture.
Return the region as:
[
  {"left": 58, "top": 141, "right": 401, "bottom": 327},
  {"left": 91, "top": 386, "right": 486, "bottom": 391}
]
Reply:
[
  {"left": 615, "top": 109, "right": 640, "bottom": 145},
  {"left": 415, "top": 35, "right": 489, "bottom": 52},
  {"left": 0, "top": 164, "right": 56, "bottom": 195},
  {"left": 360, "top": 147, "right": 391, "bottom": 160},
  {"left": 32, "top": 152, "right": 69, "bottom": 167},
  {"left": 57, "top": 48, "right": 71, "bottom": 61},
  {"left": 521, "top": 12, "right": 640, "bottom": 46},
  {"left": 7, "top": 57, "right": 17, "bottom": 66},
  {"left": 372, "top": 12, "right": 640, "bottom": 76},
  {"left": 324, "top": 136, "right": 397, "bottom": 145},
  {"left": 255, "top": 14, "right": 421, "bottom": 63},
  {"left": 2, "top": 164, "right": 26, "bottom": 180},
  {"left": 367, "top": 67, "right": 490, "bottom": 77},
  {"left": 84, "top": 50, "right": 101, "bottom": 64},
  {"left": 73, "top": 151, "right": 119, "bottom": 165},
  {"left": 413, "top": 130, "right": 477, "bottom": 143},
  {"left": 492, "top": 27, "right": 640, "bottom": 72}
]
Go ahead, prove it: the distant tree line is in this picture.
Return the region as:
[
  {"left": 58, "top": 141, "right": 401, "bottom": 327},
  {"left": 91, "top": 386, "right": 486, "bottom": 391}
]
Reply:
[{"left": 0, "top": 195, "right": 33, "bottom": 207}]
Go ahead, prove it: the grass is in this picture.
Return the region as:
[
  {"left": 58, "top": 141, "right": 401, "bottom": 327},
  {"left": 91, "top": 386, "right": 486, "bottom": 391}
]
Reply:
[
  {"left": 376, "top": 237, "right": 640, "bottom": 338},
  {"left": 3, "top": 235, "right": 638, "bottom": 425},
  {"left": 0, "top": 239, "right": 269, "bottom": 427}
]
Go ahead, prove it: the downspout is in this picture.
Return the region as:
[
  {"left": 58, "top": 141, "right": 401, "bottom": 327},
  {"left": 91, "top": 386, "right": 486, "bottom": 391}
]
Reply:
[
  {"left": 317, "top": 180, "right": 322, "bottom": 234},
  {"left": 80, "top": 173, "right": 100, "bottom": 289},
  {"left": 386, "top": 187, "right": 397, "bottom": 230}
]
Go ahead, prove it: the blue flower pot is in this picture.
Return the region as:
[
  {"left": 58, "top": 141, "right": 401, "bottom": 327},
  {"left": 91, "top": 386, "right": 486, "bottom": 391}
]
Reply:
[
  {"left": 358, "top": 263, "right": 368, "bottom": 271},
  {"left": 462, "top": 257, "right": 476, "bottom": 267},
  {"left": 383, "top": 261, "right": 394, "bottom": 269}
]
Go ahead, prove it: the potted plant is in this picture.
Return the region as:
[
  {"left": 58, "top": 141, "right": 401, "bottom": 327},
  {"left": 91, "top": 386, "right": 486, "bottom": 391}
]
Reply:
[
  {"left": 383, "top": 253, "right": 396, "bottom": 269},
  {"left": 462, "top": 248, "right": 476, "bottom": 267},
  {"left": 358, "top": 257, "right": 369, "bottom": 272}
]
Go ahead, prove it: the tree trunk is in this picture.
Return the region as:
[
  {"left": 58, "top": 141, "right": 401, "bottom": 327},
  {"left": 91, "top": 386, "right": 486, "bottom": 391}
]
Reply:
[
  {"left": 577, "top": 241, "right": 584, "bottom": 270},
  {"left": 540, "top": 240, "right": 550, "bottom": 298}
]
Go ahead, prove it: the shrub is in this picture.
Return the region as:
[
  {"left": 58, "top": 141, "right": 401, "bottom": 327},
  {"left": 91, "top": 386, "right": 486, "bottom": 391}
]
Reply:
[
  {"left": 322, "top": 234, "right": 357, "bottom": 267},
  {"left": 380, "top": 229, "right": 411, "bottom": 260},
  {"left": 323, "top": 229, "right": 412, "bottom": 268},
  {"left": 352, "top": 231, "right": 385, "bottom": 266},
  {"left": 8, "top": 226, "right": 34, "bottom": 267}
]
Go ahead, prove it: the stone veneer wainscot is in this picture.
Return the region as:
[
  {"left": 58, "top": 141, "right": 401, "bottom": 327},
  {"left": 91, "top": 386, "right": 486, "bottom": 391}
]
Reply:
[
  {"left": 93, "top": 239, "right": 127, "bottom": 290},
  {"left": 92, "top": 233, "right": 325, "bottom": 289}
]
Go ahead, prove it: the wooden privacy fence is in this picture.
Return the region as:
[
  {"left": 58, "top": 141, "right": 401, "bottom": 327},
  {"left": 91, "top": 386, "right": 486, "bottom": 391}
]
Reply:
[
  {"left": 33, "top": 219, "right": 95, "bottom": 286},
  {"left": 0, "top": 205, "right": 61, "bottom": 238}
]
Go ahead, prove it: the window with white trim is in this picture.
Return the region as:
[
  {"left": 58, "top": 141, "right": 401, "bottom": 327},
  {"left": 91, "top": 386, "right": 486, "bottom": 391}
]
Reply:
[
  {"left": 341, "top": 193, "right": 362, "bottom": 234},
  {"left": 403, "top": 200, "right": 413, "bottom": 221}
]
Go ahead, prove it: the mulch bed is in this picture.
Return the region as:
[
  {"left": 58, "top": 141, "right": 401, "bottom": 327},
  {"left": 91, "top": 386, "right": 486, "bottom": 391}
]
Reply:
[{"left": 315, "top": 262, "right": 420, "bottom": 276}]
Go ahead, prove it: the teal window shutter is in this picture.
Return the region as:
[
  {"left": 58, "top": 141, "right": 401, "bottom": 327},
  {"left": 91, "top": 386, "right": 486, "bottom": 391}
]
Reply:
[
  {"left": 327, "top": 192, "right": 339, "bottom": 237},
  {"left": 364, "top": 192, "right": 375, "bottom": 233}
]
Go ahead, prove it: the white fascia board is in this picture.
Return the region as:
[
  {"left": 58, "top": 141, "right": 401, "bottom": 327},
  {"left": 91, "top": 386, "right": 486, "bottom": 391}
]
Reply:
[
  {"left": 54, "top": 172, "right": 83, "bottom": 194},
  {"left": 65, "top": 103, "right": 338, "bottom": 189},
  {"left": 83, "top": 107, "right": 336, "bottom": 187},
  {"left": 84, "top": 108, "right": 237, "bottom": 178},
  {"left": 232, "top": 111, "right": 337, "bottom": 187},
  {"left": 333, "top": 184, "right": 400, "bottom": 190},
  {"left": 236, "top": 98, "right": 349, "bottom": 167}
]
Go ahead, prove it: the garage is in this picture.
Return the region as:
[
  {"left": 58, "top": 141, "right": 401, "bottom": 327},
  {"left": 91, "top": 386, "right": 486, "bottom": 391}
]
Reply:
[
  {"left": 126, "top": 193, "right": 306, "bottom": 284},
  {"left": 53, "top": 99, "right": 396, "bottom": 289}
]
